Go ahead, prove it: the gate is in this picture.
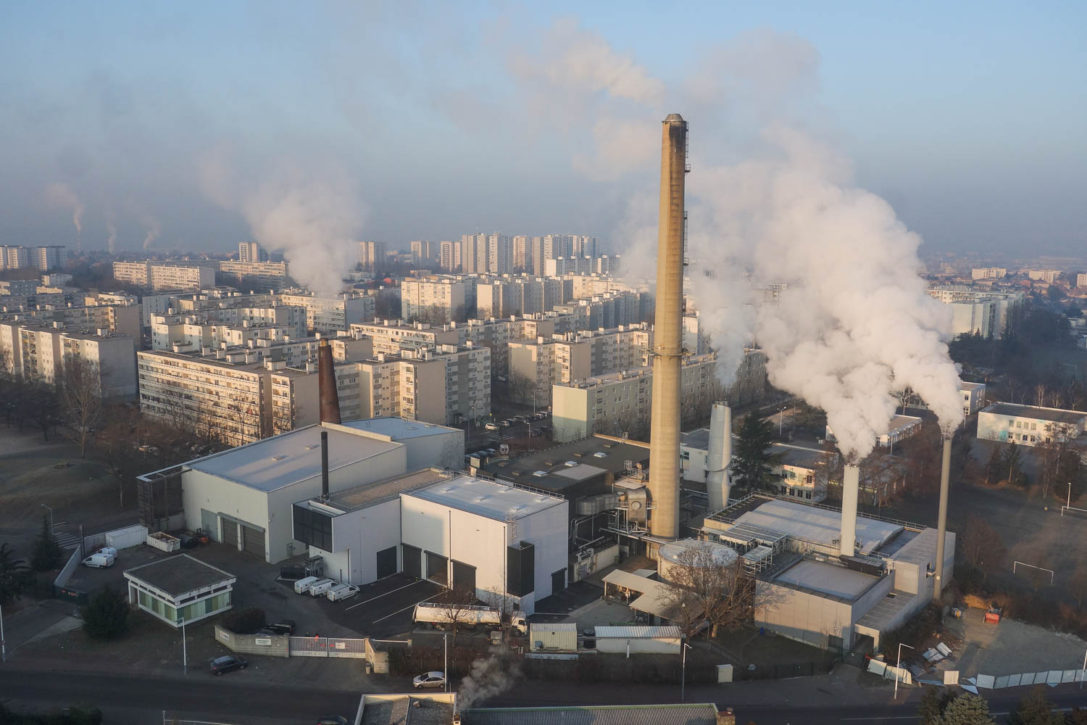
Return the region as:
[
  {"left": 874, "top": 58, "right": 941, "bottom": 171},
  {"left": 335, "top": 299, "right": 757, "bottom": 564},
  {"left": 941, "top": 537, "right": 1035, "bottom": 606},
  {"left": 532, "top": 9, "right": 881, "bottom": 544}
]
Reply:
[{"left": 288, "top": 636, "right": 368, "bottom": 659}]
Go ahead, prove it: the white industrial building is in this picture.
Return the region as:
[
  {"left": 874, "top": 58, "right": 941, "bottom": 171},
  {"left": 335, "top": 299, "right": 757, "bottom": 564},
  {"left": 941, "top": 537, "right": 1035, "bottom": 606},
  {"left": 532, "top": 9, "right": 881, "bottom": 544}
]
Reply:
[
  {"left": 703, "top": 497, "right": 955, "bottom": 652},
  {"left": 960, "top": 381, "right": 987, "bottom": 417},
  {"left": 400, "top": 476, "right": 568, "bottom": 616},
  {"left": 978, "top": 402, "right": 1087, "bottom": 447},
  {"left": 140, "top": 418, "right": 464, "bottom": 563}
]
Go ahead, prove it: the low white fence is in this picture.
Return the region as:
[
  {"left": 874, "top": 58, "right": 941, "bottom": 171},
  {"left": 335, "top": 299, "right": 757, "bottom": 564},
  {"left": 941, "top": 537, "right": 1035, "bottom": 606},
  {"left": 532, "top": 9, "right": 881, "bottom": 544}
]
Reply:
[
  {"left": 950, "top": 669, "right": 1086, "bottom": 691},
  {"left": 288, "top": 635, "right": 368, "bottom": 659}
]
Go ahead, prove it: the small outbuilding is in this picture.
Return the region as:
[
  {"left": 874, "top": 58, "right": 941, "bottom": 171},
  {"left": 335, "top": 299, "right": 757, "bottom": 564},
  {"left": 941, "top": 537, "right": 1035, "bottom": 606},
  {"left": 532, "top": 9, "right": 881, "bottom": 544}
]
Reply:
[{"left": 124, "top": 554, "right": 236, "bottom": 628}]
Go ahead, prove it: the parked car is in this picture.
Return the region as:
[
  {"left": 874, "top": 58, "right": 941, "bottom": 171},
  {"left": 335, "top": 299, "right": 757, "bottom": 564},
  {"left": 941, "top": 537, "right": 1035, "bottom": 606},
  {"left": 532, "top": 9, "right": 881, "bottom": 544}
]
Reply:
[
  {"left": 412, "top": 671, "right": 446, "bottom": 689},
  {"left": 484, "top": 422, "right": 499, "bottom": 431},
  {"left": 267, "top": 619, "right": 296, "bottom": 635},
  {"left": 210, "top": 655, "right": 247, "bottom": 675},
  {"left": 316, "top": 717, "right": 348, "bottom": 725},
  {"left": 327, "top": 583, "right": 360, "bottom": 601},
  {"left": 82, "top": 553, "right": 115, "bottom": 568}
]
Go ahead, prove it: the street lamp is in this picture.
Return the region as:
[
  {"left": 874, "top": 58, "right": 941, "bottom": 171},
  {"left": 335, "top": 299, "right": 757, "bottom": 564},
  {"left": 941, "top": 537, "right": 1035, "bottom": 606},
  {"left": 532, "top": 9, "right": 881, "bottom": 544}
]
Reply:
[
  {"left": 41, "top": 503, "right": 54, "bottom": 532},
  {"left": 177, "top": 616, "right": 188, "bottom": 674},
  {"left": 1, "top": 601, "right": 7, "bottom": 663},
  {"left": 894, "top": 642, "right": 914, "bottom": 699},
  {"left": 680, "top": 641, "right": 692, "bottom": 702},
  {"left": 779, "top": 406, "right": 786, "bottom": 436}
]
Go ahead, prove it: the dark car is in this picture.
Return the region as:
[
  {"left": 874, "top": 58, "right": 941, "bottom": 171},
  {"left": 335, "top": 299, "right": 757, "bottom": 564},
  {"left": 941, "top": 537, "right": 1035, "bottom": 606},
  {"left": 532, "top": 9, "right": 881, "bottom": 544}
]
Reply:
[
  {"left": 210, "top": 655, "right": 247, "bottom": 675},
  {"left": 268, "top": 619, "right": 296, "bottom": 635},
  {"left": 316, "top": 718, "right": 348, "bottom": 725}
]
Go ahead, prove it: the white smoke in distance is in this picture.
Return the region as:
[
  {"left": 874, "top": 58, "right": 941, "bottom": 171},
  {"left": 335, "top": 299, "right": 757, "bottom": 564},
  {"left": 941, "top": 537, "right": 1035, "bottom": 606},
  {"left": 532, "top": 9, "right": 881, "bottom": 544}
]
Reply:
[
  {"left": 516, "top": 24, "right": 964, "bottom": 460},
  {"left": 200, "top": 151, "right": 362, "bottom": 297},
  {"left": 141, "top": 213, "right": 161, "bottom": 250},
  {"left": 44, "top": 182, "right": 85, "bottom": 236},
  {"left": 457, "top": 648, "right": 520, "bottom": 710},
  {"left": 105, "top": 212, "right": 118, "bottom": 254}
]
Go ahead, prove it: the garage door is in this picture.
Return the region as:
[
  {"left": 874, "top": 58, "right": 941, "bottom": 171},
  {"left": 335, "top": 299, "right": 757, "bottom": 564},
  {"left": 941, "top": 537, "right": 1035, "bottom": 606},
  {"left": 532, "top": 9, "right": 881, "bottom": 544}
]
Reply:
[
  {"left": 241, "top": 524, "right": 265, "bottom": 559},
  {"left": 376, "top": 546, "right": 397, "bottom": 579},
  {"left": 200, "top": 509, "right": 218, "bottom": 541},
  {"left": 402, "top": 545, "right": 422, "bottom": 579},
  {"left": 452, "top": 561, "right": 476, "bottom": 593},
  {"left": 221, "top": 518, "right": 238, "bottom": 548},
  {"left": 425, "top": 552, "right": 448, "bottom": 586}
]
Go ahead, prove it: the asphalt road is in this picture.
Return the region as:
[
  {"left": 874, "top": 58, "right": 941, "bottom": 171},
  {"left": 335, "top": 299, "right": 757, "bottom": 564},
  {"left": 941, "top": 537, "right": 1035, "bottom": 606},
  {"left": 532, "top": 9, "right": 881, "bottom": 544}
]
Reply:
[{"left": 4, "top": 666, "right": 1087, "bottom": 724}]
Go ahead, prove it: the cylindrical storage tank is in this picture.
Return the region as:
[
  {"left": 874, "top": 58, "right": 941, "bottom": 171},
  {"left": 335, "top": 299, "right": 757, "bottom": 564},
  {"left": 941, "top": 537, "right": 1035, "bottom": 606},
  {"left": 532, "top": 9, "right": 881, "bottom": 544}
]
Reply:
[{"left": 657, "top": 538, "right": 738, "bottom": 584}]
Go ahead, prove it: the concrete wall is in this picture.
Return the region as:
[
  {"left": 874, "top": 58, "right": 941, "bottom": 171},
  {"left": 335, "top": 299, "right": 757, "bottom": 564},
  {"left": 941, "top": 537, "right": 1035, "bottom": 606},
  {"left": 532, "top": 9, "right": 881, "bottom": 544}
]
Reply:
[
  {"left": 326, "top": 498, "right": 402, "bottom": 585},
  {"left": 552, "top": 386, "right": 589, "bottom": 442},
  {"left": 214, "top": 624, "right": 290, "bottom": 658},
  {"left": 755, "top": 575, "right": 893, "bottom": 651}
]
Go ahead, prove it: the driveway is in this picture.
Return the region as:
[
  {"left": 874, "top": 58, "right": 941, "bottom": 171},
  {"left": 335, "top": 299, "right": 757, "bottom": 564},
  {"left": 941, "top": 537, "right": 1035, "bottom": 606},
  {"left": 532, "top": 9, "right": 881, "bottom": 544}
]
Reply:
[{"left": 323, "top": 573, "right": 445, "bottom": 639}]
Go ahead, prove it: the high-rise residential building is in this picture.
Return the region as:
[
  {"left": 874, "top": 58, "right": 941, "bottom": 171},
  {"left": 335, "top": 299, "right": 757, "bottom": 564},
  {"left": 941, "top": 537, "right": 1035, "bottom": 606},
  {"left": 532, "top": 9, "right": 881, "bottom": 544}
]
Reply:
[
  {"left": 275, "top": 292, "right": 375, "bottom": 333},
  {"left": 358, "top": 241, "right": 387, "bottom": 271},
  {"left": 927, "top": 286, "right": 1025, "bottom": 339},
  {"left": 238, "top": 241, "right": 267, "bottom": 263},
  {"left": 1025, "top": 269, "right": 1061, "bottom": 284},
  {"left": 33, "top": 245, "right": 65, "bottom": 271},
  {"left": 410, "top": 240, "right": 437, "bottom": 265},
  {"left": 1078, "top": 273, "right": 1087, "bottom": 288},
  {"left": 0, "top": 322, "right": 137, "bottom": 399},
  {"left": 401, "top": 276, "right": 468, "bottom": 323},
  {"left": 970, "top": 267, "right": 1006, "bottom": 280},
  {"left": 439, "top": 240, "right": 462, "bottom": 272},
  {"left": 0, "top": 246, "right": 31, "bottom": 270},
  {"left": 551, "top": 353, "right": 718, "bottom": 442},
  {"left": 218, "top": 260, "right": 289, "bottom": 289},
  {"left": 511, "top": 236, "right": 530, "bottom": 272},
  {"left": 112, "top": 262, "right": 216, "bottom": 291}
]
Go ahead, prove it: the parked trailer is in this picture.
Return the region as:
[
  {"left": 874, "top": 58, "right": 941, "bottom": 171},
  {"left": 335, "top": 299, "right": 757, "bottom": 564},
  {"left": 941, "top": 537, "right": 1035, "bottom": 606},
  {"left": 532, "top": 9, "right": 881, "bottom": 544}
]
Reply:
[
  {"left": 327, "top": 584, "right": 359, "bottom": 601},
  {"left": 293, "top": 576, "right": 319, "bottom": 594},
  {"left": 308, "top": 578, "right": 335, "bottom": 597},
  {"left": 412, "top": 602, "right": 527, "bottom": 635}
]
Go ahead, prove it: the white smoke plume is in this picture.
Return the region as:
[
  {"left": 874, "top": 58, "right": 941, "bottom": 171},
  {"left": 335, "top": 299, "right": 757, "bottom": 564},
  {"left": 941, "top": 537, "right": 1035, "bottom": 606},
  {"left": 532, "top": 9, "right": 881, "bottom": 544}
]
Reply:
[
  {"left": 518, "top": 26, "right": 964, "bottom": 460},
  {"left": 457, "top": 648, "right": 520, "bottom": 710},
  {"left": 141, "top": 213, "right": 161, "bottom": 250},
  {"left": 200, "top": 152, "right": 363, "bottom": 297},
  {"left": 44, "top": 182, "right": 85, "bottom": 236},
  {"left": 105, "top": 211, "right": 118, "bottom": 254}
]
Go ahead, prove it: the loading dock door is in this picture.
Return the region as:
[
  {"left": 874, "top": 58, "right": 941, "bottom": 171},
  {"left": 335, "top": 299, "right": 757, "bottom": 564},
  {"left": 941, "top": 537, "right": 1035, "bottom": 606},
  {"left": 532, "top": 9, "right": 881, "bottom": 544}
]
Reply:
[
  {"left": 221, "top": 518, "right": 239, "bottom": 548},
  {"left": 241, "top": 524, "right": 266, "bottom": 559},
  {"left": 402, "top": 545, "right": 422, "bottom": 579},
  {"left": 452, "top": 561, "right": 476, "bottom": 593},
  {"left": 200, "top": 509, "right": 217, "bottom": 541},
  {"left": 551, "top": 568, "right": 566, "bottom": 595},
  {"left": 376, "top": 546, "right": 397, "bottom": 579},
  {"left": 425, "top": 552, "right": 449, "bottom": 586}
]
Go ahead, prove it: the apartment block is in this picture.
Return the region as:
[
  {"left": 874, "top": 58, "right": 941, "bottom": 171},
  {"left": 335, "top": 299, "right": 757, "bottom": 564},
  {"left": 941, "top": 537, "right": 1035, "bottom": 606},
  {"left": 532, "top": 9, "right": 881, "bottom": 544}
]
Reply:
[
  {"left": 927, "top": 286, "right": 1024, "bottom": 339},
  {"left": 551, "top": 353, "right": 718, "bottom": 442},
  {"left": 439, "top": 240, "right": 462, "bottom": 272},
  {"left": 1, "top": 246, "right": 31, "bottom": 270},
  {"left": 1025, "top": 269, "right": 1061, "bottom": 284},
  {"left": 275, "top": 293, "right": 374, "bottom": 333},
  {"left": 112, "top": 262, "right": 216, "bottom": 292},
  {"left": 507, "top": 325, "right": 652, "bottom": 407},
  {"left": 358, "top": 241, "right": 387, "bottom": 270},
  {"left": 218, "top": 260, "right": 289, "bottom": 289},
  {"left": 238, "top": 241, "right": 267, "bottom": 263},
  {"left": 401, "top": 277, "right": 468, "bottom": 323},
  {"left": 1078, "top": 273, "right": 1087, "bottom": 289},
  {"left": 970, "top": 267, "right": 1007, "bottom": 280},
  {"left": 0, "top": 322, "right": 137, "bottom": 399},
  {"left": 476, "top": 276, "right": 566, "bottom": 318}
]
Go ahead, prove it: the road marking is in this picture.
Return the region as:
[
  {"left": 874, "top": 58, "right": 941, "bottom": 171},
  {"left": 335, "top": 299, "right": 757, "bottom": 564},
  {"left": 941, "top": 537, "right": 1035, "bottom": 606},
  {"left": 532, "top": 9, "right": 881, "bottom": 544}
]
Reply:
[
  {"left": 345, "top": 579, "right": 426, "bottom": 611},
  {"left": 372, "top": 592, "right": 442, "bottom": 624}
]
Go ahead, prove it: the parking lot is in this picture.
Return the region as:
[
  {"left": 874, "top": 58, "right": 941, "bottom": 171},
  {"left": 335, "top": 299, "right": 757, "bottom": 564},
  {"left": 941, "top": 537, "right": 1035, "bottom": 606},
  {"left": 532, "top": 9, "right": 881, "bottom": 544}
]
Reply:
[{"left": 322, "top": 573, "right": 445, "bottom": 639}]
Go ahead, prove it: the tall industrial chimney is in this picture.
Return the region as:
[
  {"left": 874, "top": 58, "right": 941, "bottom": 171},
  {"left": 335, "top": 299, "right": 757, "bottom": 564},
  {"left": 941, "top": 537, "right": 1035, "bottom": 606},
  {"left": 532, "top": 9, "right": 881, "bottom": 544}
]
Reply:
[
  {"left": 318, "top": 337, "right": 341, "bottom": 424},
  {"left": 706, "top": 402, "right": 732, "bottom": 513},
  {"left": 647, "top": 113, "right": 688, "bottom": 539},
  {"left": 933, "top": 436, "right": 952, "bottom": 597},
  {"left": 840, "top": 463, "right": 860, "bottom": 556}
]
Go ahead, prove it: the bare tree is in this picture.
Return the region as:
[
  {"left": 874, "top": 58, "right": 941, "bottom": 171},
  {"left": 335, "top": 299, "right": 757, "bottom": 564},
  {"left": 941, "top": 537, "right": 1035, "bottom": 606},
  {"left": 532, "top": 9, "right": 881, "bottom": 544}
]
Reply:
[
  {"left": 433, "top": 585, "right": 480, "bottom": 646},
  {"left": 960, "top": 514, "right": 1006, "bottom": 575},
  {"left": 59, "top": 356, "right": 105, "bottom": 458},
  {"left": 664, "top": 545, "right": 755, "bottom": 638}
]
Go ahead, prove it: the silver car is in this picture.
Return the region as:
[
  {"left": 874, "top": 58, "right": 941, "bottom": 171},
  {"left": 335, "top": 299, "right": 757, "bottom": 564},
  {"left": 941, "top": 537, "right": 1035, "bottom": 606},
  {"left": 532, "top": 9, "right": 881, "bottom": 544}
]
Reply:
[{"left": 412, "top": 671, "right": 446, "bottom": 689}]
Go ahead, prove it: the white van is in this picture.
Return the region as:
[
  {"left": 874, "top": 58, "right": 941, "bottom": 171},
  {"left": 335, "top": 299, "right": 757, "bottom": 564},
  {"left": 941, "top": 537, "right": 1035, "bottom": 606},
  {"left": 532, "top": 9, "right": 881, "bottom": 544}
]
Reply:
[
  {"left": 327, "top": 584, "right": 359, "bottom": 601},
  {"left": 82, "top": 552, "right": 115, "bottom": 568},
  {"left": 308, "top": 578, "right": 335, "bottom": 597},
  {"left": 293, "top": 576, "right": 319, "bottom": 594}
]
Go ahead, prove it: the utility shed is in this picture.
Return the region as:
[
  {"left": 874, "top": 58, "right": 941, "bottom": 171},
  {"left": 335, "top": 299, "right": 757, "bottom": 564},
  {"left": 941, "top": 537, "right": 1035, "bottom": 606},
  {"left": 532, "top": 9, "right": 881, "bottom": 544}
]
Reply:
[
  {"left": 123, "top": 554, "right": 235, "bottom": 628},
  {"left": 529, "top": 623, "right": 578, "bottom": 652},
  {"left": 461, "top": 704, "right": 721, "bottom": 725},
  {"left": 594, "top": 625, "right": 683, "bottom": 655}
]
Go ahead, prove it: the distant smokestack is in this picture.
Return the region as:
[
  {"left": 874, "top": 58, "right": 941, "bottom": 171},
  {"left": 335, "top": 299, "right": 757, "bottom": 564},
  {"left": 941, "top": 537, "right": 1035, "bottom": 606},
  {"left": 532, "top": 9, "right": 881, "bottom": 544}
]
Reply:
[
  {"left": 840, "top": 464, "right": 860, "bottom": 557},
  {"left": 706, "top": 402, "right": 732, "bottom": 513},
  {"left": 318, "top": 337, "right": 341, "bottom": 424},
  {"left": 648, "top": 113, "right": 688, "bottom": 540},
  {"left": 320, "top": 430, "right": 330, "bottom": 500},
  {"left": 933, "top": 436, "right": 952, "bottom": 597}
]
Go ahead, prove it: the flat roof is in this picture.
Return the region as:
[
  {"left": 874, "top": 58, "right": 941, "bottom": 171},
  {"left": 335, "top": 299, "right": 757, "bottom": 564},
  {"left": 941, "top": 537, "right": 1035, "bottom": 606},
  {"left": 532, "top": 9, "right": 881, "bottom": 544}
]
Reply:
[
  {"left": 594, "top": 625, "right": 683, "bottom": 639},
  {"left": 961, "top": 381, "right": 986, "bottom": 391},
  {"left": 731, "top": 499, "right": 903, "bottom": 555},
  {"left": 308, "top": 468, "right": 452, "bottom": 513},
  {"left": 982, "top": 402, "right": 1087, "bottom": 425},
  {"left": 462, "top": 704, "right": 719, "bottom": 725},
  {"left": 342, "top": 417, "right": 458, "bottom": 440},
  {"left": 123, "top": 554, "right": 234, "bottom": 598},
  {"left": 772, "top": 559, "right": 881, "bottom": 601},
  {"left": 187, "top": 425, "right": 402, "bottom": 492},
  {"left": 772, "top": 443, "right": 832, "bottom": 469},
  {"left": 482, "top": 437, "right": 648, "bottom": 492},
  {"left": 405, "top": 475, "right": 565, "bottom": 521}
]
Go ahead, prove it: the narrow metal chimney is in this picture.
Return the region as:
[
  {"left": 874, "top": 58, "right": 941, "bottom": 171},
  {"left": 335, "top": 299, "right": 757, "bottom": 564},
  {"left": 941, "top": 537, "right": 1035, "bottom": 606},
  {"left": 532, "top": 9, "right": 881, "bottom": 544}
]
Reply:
[
  {"left": 318, "top": 337, "right": 341, "bottom": 424},
  {"left": 647, "top": 113, "right": 688, "bottom": 540},
  {"left": 933, "top": 436, "right": 952, "bottom": 597},
  {"left": 320, "top": 430, "right": 330, "bottom": 501},
  {"left": 840, "top": 464, "right": 860, "bottom": 556},
  {"left": 706, "top": 402, "right": 732, "bottom": 513}
]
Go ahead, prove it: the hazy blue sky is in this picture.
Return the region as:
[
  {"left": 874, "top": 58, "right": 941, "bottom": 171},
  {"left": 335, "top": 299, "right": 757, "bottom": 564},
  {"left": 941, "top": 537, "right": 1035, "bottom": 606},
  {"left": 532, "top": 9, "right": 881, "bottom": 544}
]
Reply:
[{"left": 1, "top": 1, "right": 1083, "bottom": 257}]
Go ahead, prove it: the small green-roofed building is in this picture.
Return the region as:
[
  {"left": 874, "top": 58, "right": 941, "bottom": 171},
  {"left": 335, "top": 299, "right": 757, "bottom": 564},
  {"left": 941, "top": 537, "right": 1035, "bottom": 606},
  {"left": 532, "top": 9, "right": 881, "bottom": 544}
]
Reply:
[{"left": 123, "top": 554, "right": 236, "bottom": 628}]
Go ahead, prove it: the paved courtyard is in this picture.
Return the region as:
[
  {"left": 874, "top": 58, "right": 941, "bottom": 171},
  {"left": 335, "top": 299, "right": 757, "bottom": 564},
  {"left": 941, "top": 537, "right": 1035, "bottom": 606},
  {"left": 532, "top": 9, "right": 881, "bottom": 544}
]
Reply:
[{"left": 940, "top": 607, "right": 1087, "bottom": 677}]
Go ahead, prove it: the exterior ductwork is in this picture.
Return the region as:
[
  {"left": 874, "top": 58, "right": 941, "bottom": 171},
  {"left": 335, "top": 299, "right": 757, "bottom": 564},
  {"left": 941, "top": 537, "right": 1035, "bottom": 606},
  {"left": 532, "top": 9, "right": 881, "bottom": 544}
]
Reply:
[
  {"left": 840, "top": 464, "right": 860, "bottom": 556},
  {"left": 647, "top": 113, "right": 688, "bottom": 539},
  {"left": 934, "top": 436, "right": 952, "bottom": 597},
  {"left": 706, "top": 402, "right": 732, "bottom": 513},
  {"left": 318, "top": 337, "right": 341, "bottom": 424}
]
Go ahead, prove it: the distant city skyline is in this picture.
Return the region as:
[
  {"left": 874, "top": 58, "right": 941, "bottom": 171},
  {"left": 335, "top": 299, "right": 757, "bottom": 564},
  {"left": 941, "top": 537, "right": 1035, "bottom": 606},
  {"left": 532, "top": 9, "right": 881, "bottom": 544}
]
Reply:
[{"left": 1, "top": 1, "right": 1084, "bottom": 258}]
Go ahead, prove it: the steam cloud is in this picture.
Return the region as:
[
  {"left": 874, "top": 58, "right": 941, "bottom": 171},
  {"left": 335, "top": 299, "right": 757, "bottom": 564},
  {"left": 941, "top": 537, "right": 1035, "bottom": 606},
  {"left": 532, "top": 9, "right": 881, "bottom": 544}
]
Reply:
[
  {"left": 518, "top": 26, "right": 965, "bottom": 460},
  {"left": 105, "top": 212, "right": 118, "bottom": 254},
  {"left": 200, "top": 153, "right": 363, "bottom": 297},
  {"left": 44, "top": 182, "right": 85, "bottom": 237},
  {"left": 141, "top": 214, "right": 161, "bottom": 250},
  {"left": 457, "top": 648, "right": 520, "bottom": 710}
]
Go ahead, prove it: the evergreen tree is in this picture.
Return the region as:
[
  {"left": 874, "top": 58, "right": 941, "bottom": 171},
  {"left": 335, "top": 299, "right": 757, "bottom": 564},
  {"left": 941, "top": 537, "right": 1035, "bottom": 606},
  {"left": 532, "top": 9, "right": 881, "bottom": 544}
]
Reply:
[
  {"left": 31, "top": 514, "right": 63, "bottom": 572},
  {"left": 729, "top": 413, "right": 781, "bottom": 492},
  {"left": 1009, "top": 687, "right": 1063, "bottom": 725},
  {"left": 81, "top": 587, "right": 130, "bottom": 640},
  {"left": 0, "top": 543, "right": 32, "bottom": 605},
  {"left": 935, "top": 692, "right": 995, "bottom": 725}
]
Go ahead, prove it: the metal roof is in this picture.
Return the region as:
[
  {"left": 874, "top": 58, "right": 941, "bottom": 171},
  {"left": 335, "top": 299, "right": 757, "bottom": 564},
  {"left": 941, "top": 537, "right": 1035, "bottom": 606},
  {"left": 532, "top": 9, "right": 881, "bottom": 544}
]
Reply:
[
  {"left": 594, "top": 625, "right": 683, "bottom": 639},
  {"left": 461, "top": 704, "right": 719, "bottom": 725},
  {"left": 342, "top": 417, "right": 458, "bottom": 440},
  {"left": 732, "top": 499, "right": 902, "bottom": 555},
  {"left": 187, "top": 424, "right": 402, "bottom": 492},
  {"left": 982, "top": 402, "right": 1087, "bottom": 425},
  {"left": 771, "top": 559, "right": 881, "bottom": 601},
  {"left": 123, "top": 554, "right": 235, "bottom": 599},
  {"left": 405, "top": 475, "right": 565, "bottom": 522}
]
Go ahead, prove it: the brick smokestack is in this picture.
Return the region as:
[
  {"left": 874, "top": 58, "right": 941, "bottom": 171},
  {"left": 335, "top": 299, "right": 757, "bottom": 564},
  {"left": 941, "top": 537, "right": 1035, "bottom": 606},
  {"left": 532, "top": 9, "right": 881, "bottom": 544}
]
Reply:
[
  {"left": 647, "top": 113, "right": 687, "bottom": 539},
  {"left": 318, "top": 337, "right": 341, "bottom": 425}
]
